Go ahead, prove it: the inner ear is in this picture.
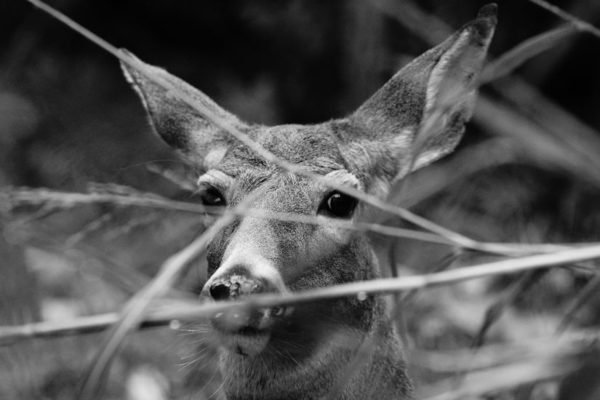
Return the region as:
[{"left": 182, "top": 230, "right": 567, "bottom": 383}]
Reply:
[
  {"left": 346, "top": 4, "right": 497, "bottom": 182},
  {"left": 412, "top": 17, "right": 494, "bottom": 171},
  {"left": 121, "top": 51, "right": 248, "bottom": 169}
]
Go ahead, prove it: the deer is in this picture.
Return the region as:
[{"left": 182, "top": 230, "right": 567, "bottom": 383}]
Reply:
[{"left": 121, "top": 5, "right": 497, "bottom": 400}]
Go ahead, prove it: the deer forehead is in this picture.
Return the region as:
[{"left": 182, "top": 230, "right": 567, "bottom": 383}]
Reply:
[
  {"left": 217, "top": 122, "right": 348, "bottom": 170},
  {"left": 195, "top": 122, "right": 364, "bottom": 206}
]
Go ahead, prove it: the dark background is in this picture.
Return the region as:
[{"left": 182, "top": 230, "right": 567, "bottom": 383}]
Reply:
[
  {"left": 2, "top": 0, "right": 599, "bottom": 190},
  {"left": 2, "top": 0, "right": 600, "bottom": 399}
]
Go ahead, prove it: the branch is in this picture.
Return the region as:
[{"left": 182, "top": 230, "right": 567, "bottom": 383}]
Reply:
[
  {"left": 370, "top": 0, "right": 600, "bottom": 187},
  {"left": 3, "top": 243, "right": 600, "bottom": 345},
  {"left": 482, "top": 24, "right": 579, "bottom": 83},
  {"left": 76, "top": 192, "right": 254, "bottom": 399},
  {"left": 4, "top": 187, "right": 581, "bottom": 256},
  {"left": 529, "top": 0, "right": 600, "bottom": 39},
  {"left": 26, "top": 0, "right": 497, "bottom": 254}
]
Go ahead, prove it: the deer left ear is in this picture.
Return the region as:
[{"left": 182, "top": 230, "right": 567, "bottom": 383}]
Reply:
[
  {"left": 347, "top": 4, "right": 497, "bottom": 181},
  {"left": 121, "top": 51, "right": 249, "bottom": 169}
]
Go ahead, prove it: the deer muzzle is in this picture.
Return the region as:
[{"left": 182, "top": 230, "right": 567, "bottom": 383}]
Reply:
[{"left": 202, "top": 269, "right": 290, "bottom": 356}]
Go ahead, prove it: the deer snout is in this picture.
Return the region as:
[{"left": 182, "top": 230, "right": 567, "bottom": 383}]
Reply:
[
  {"left": 202, "top": 266, "right": 289, "bottom": 336},
  {"left": 207, "top": 274, "right": 262, "bottom": 301},
  {"left": 202, "top": 258, "right": 288, "bottom": 301}
]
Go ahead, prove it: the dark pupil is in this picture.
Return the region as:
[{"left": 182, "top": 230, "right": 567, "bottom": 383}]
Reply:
[
  {"left": 200, "top": 188, "right": 224, "bottom": 206},
  {"left": 326, "top": 192, "right": 357, "bottom": 218}
]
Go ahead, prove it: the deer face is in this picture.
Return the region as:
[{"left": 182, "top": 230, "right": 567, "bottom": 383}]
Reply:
[
  {"left": 122, "top": 5, "right": 496, "bottom": 360},
  {"left": 196, "top": 122, "right": 377, "bottom": 356}
]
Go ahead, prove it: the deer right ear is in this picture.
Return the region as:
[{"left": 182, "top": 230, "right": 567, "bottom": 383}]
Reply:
[
  {"left": 347, "top": 4, "right": 497, "bottom": 182},
  {"left": 121, "top": 51, "right": 248, "bottom": 169}
]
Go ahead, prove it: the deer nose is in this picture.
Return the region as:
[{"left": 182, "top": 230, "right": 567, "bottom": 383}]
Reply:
[
  {"left": 209, "top": 282, "right": 231, "bottom": 301},
  {"left": 206, "top": 273, "right": 263, "bottom": 301}
]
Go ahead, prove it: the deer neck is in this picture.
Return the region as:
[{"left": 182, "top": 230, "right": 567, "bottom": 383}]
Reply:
[{"left": 218, "top": 294, "right": 412, "bottom": 400}]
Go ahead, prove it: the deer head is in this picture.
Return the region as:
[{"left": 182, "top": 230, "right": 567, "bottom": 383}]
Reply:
[{"left": 122, "top": 5, "right": 496, "bottom": 399}]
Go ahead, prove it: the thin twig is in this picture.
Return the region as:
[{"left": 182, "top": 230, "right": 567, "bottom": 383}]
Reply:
[
  {"left": 321, "top": 334, "right": 375, "bottom": 400},
  {"left": 556, "top": 272, "right": 600, "bottom": 334},
  {"left": 3, "top": 243, "right": 600, "bottom": 346},
  {"left": 22, "top": 2, "right": 600, "bottom": 396},
  {"left": 146, "top": 164, "right": 197, "bottom": 192},
  {"left": 472, "top": 271, "right": 545, "bottom": 348},
  {"left": 64, "top": 211, "right": 115, "bottom": 247},
  {"left": 474, "top": 96, "right": 600, "bottom": 188},
  {"left": 77, "top": 192, "right": 256, "bottom": 399},
  {"left": 101, "top": 212, "right": 159, "bottom": 242},
  {"left": 25, "top": 0, "right": 498, "bottom": 254},
  {"left": 371, "top": 0, "right": 600, "bottom": 187},
  {"left": 413, "top": 329, "right": 599, "bottom": 372},
  {"left": 2, "top": 187, "right": 457, "bottom": 246},
  {"left": 30, "top": 240, "right": 154, "bottom": 295},
  {"left": 3, "top": 187, "right": 199, "bottom": 212},
  {"left": 387, "top": 138, "right": 519, "bottom": 209},
  {"left": 529, "top": 0, "right": 600, "bottom": 39},
  {"left": 482, "top": 24, "right": 579, "bottom": 83},
  {"left": 5, "top": 187, "right": 584, "bottom": 256},
  {"left": 420, "top": 352, "right": 576, "bottom": 400}
]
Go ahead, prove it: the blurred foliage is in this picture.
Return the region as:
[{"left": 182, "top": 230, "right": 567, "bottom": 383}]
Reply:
[{"left": 2, "top": 0, "right": 600, "bottom": 399}]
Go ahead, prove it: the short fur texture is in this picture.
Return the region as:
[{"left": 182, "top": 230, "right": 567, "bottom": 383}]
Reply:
[{"left": 122, "top": 6, "right": 497, "bottom": 400}]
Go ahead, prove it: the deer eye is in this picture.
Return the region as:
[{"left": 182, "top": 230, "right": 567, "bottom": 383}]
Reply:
[
  {"left": 318, "top": 191, "right": 358, "bottom": 219},
  {"left": 198, "top": 186, "right": 226, "bottom": 207}
]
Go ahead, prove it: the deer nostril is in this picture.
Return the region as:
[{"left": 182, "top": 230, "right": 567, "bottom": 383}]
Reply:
[
  {"left": 206, "top": 272, "right": 266, "bottom": 301},
  {"left": 209, "top": 283, "right": 231, "bottom": 301}
]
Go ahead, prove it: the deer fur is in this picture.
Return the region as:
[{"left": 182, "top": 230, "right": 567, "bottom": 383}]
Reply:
[{"left": 122, "top": 5, "right": 497, "bottom": 400}]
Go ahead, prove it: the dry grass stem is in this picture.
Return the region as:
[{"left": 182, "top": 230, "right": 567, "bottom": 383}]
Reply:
[
  {"left": 145, "top": 164, "right": 197, "bottom": 191},
  {"left": 2, "top": 187, "right": 453, "bottom": 246},
  {"left": 3, "top": 243, "right": 600, "bottom": 346},
  {"left": 77, "top": 192, "right": 257, "bottom": 399},
  {"left": 26, "top": 0, "right": 499, "bottom": 253},
  {"left": 482, "top": 24, "right": 578, "bottom": 83},
  {"left": 421, "top": 354, "right": 576, "bottom": 400},
  {"left": 474, "top": 96, "right": 600, "bottom": 187},
  {"left": 18, "top": 2, "right": 600, "bottom": 398},
  {"left": 372, "top": 0, "right": 600, "bottom": 187},
  {"left": 529, "top": 0, "right": 600, "bottom": 39},
  {"left": 556, "top": 273, "right": 600, "bottom": 334},
  {"left": 4, "top": 187, "right": 584, "bottom": 256},
  {"left": 412, "top": 332, "right": 591, "bottom": 371},
  {"left": 472, "top": 271, "right": 544, "bottom": 348}
]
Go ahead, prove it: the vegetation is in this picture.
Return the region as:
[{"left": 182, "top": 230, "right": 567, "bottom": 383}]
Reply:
[{"left": 2, "top": 0, "right": 600, "bottom": 399}]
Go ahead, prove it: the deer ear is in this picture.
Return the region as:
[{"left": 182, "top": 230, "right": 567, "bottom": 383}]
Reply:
[
  {"left": 121, "top": 51, "right": 248, "bottom": 169},
  {"left": 348, "top": 4, "right": 497, "bottom": 181}
]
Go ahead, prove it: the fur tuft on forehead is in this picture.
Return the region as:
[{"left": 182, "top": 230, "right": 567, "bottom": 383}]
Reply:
[
  {"left": 216, "top": 122, "right": 350, "bottom": 175},
  {"left": 254, "top": 124, "right": 346, "bottom": 163}
]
